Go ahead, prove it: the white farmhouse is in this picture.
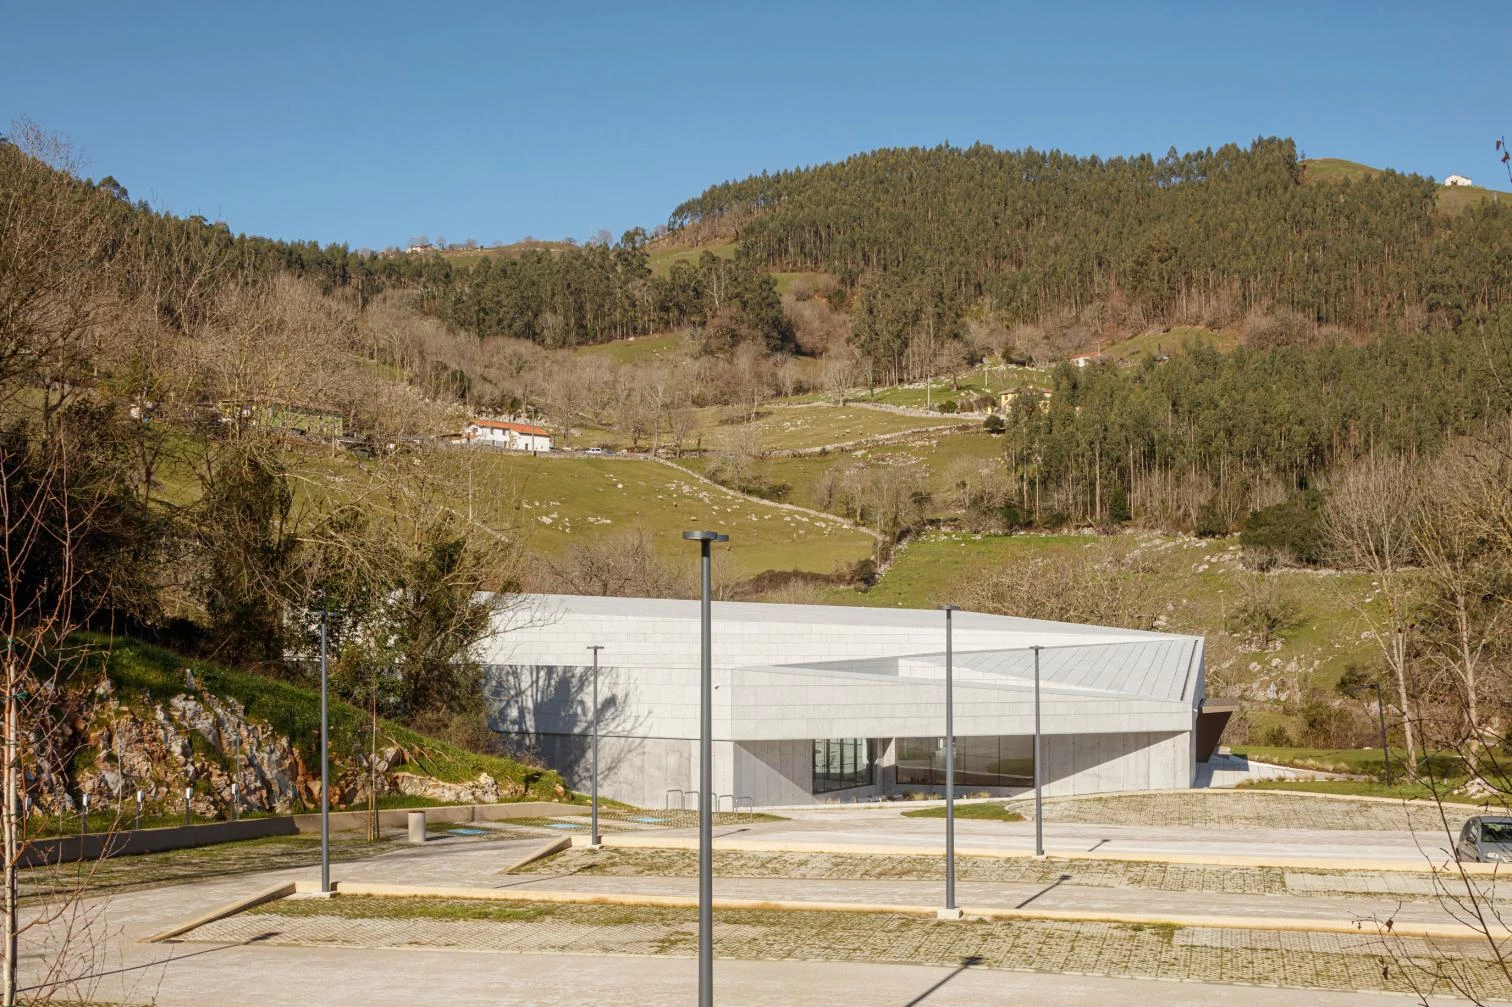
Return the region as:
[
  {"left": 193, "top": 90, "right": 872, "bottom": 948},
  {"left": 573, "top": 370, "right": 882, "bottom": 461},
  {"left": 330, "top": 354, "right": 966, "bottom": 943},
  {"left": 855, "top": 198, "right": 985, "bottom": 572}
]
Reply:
[
  {"left": 1444, "top": 175, "right": 1474, "bottom": 187},
  {"left": 465, "top": 418, "right": 553, "bottom": 452}
]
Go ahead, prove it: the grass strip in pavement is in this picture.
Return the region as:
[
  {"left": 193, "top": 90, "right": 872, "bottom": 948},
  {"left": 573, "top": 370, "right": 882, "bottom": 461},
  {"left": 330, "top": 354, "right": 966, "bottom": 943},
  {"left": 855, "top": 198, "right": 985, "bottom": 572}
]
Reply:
[
  {"left": 511, "top": 846, "right": 1452, "bottom": 901},
  {"left": 1003, "top": 790, "right": 1469, "bottom": 831},
  {"left": 507, "top": 810, "right": 785, "bottom": 832},
  {"left": 254, "top": 895, "right": 552, "bottom": 923},
  {"left": 901, "top": 803, "right": 1024, "bottom": 821}
]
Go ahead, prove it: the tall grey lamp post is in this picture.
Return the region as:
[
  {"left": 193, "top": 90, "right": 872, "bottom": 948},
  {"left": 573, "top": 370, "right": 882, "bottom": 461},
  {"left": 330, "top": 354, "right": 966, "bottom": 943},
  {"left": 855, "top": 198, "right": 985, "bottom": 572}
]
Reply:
[
  {"left": 683, "top": 529, "right": 727, "bottom": 1007},
  {"left": 1032, "top": 645, "right": 1044, "bottom": 858},
  {"left": 938, "top": 604, "right": 961, "bottom": 919},
  {"left": 586, "top": 645, "right": 604, "bottom": 847},
  {"left": 319, "top": 609, "right": 332, "bottom": 895}
]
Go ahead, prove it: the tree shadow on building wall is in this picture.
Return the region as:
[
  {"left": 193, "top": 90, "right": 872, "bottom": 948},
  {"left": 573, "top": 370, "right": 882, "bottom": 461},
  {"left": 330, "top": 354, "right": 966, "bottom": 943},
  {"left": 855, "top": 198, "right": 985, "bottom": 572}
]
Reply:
[{"left": 482, "top": 663, "right": 650, "bottom": 786}]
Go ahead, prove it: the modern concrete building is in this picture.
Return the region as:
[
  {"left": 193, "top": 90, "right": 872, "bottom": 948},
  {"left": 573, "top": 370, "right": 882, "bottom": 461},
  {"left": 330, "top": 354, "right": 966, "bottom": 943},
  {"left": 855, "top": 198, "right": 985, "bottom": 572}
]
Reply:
[{"left": 484, "top": 595, "right": 1217, "bottom": 809}]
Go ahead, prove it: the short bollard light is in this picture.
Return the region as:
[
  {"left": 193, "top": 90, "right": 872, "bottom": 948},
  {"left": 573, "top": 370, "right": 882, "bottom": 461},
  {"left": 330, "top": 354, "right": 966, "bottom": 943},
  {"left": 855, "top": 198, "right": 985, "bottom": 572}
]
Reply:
[
  {"left": 231, "top": 783, "right": 239, "bottom": 822},
  {"left": 183, "top": 786, "right": 192, "bottom": 827},
  {"left": 81, "top": 794, "right": 90, "bottom": 837},
  {"left": 135, "top": 789, "right": 143, "bottom": 831}
]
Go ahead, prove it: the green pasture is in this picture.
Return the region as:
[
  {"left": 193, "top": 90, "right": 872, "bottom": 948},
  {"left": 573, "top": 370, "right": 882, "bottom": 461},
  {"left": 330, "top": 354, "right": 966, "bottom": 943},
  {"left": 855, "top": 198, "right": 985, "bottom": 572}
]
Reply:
[
  {"left": 694, "top": 404, "right": 965, "bottom": 453},
  {"left": 1100, "top": 326, "right": 1240, "bottom": 364},
  {"left": 479, "top": 453, "right": 872, "bottom": 578},
  {"left": 686, "top": 429, "right": 1004, "bottom": 518},
  {"left": 573, "top": 331, "right": 690, "bottom": 365},
  {"left": 835, "top": 532, "right": 1382, "bottom": 694},
  {"left": 646, "top": 240, "right": 737, "bottom": 278},
  {"left": 1302, "top": 157, "right": 1509, "bottom": 215}
]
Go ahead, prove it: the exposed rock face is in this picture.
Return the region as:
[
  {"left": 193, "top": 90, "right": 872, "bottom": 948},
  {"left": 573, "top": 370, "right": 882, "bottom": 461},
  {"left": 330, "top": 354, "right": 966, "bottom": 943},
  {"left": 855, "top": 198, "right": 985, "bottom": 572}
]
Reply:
[
  {"left": 56, "top": 677, "right": 304, "bottom": 815},
  {"left": 389, "top": 771, "right": 521, "bottom": 804},
  {"left": 30, "top": 673, "right": 528, "bottom": 818}
]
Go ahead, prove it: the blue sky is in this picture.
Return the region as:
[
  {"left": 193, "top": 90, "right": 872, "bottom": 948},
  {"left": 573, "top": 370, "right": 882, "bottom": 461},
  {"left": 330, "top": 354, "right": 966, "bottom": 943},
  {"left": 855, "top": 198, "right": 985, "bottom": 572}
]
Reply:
[{"left": 4, "top": 1, "right": 1507, "bottom": 250}]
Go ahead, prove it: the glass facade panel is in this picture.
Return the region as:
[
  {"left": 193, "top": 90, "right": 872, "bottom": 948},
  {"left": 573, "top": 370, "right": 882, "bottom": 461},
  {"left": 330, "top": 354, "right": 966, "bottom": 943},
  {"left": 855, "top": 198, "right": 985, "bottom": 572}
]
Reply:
[
  {"left": 812, "top": 738, "right": 874, "bottom": 793},
  {"left": 895, "top": 736, "right": 1033, "bottom": 788}
]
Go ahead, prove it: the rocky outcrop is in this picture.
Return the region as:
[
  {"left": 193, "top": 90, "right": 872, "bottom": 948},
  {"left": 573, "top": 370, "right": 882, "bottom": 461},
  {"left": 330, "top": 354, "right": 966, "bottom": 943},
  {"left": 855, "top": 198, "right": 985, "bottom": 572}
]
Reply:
[
  {"left": 389, "top": 771, "right": 522, "bottom": 804},
  {"left": 31, "top": 672, "right": 534, "bottom": 818}
]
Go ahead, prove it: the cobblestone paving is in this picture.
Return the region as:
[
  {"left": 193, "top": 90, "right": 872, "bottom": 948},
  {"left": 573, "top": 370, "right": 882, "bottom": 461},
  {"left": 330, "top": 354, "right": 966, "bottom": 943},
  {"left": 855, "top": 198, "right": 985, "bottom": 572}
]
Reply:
[
  {"left": 1003, "top": 791, "right": 1457, "bottom": 831},
  {"left": 1283, "top": 872, "right": 1470, "bottom": 897},
  {"left": 514, "top": 847, "right": 1451, "bottom": 901},
  {"left": 173, "top": 897, "right": 1506, "bottom": 1001}
]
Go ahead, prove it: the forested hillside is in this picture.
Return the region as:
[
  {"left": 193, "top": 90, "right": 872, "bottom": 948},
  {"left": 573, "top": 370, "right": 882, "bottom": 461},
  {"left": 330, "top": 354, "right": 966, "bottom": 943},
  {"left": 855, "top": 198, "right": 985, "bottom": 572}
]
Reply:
[
  {"left": 997, "top": 323, "right": 1511, "bottom": 528},
  {"left": 673, "top": 138, "right": 1512, "bottom": 377}
]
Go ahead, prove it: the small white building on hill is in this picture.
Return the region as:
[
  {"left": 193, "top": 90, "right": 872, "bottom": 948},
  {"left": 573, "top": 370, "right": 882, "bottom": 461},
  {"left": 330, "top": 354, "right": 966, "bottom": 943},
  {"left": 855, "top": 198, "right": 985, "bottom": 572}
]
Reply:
[
  {"left": 465, "top": 418, "right": 553, "bottom": 452},
  {"left": 1444, "top": 175, "right": 1474, "bottom": 187}
]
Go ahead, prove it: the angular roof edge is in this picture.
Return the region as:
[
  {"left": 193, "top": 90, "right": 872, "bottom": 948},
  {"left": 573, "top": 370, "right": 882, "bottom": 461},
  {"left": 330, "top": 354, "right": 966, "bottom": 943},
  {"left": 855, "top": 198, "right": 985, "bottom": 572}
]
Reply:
[{"left": 513, "top": 593, "right": 1197, "bottom": 645}]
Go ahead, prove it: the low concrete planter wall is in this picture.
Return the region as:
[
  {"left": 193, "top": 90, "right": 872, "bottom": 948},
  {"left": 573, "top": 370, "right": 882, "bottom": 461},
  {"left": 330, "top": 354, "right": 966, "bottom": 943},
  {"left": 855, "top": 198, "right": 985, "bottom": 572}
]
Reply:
[
  {"left": 290, "top": 800, "right": 586, "bottom": 834},
  {"left": 22, "top": 817, "right": 296, "bottom": 867},
  {"left": 25, "top": 801, "right": 585, "bottom": 866}
]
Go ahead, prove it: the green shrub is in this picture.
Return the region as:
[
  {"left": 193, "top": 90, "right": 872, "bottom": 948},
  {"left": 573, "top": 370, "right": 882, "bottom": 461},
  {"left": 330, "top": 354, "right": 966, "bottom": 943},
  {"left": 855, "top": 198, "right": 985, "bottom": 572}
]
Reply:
[
  {"left": 1240, "top": 489, "right": 1324, "bottom": 566},
  {"left": 1106, "top": 484, "right": 1131, "bottom": 524},
  {"left": 1260, "top": 724, "right": 1293, "bottom": 747},
  {"left": 997, "top": 501, "right": 1032, "bottom": 531},
  {"left": 1195, "top": 496, "right": 1230, "bottom": 537}
]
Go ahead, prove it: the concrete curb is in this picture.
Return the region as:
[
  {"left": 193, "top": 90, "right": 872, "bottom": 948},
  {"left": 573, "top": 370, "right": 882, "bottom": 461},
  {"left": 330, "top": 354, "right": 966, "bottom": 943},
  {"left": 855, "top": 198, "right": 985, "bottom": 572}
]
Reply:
[
  {"left": 290, "top": 801, "right": 586, "bottom": 834},
  {"left": 498, "top": 837, "right": 573, "bottom": 874},
  {"left": 236, "top": 880, "right": 1489, "bottom": 943},
  {"left": 142, "top": 881, "right": 296, "bottom": 943},
  {"left": 1224, "top": 786, "right": 1493, "bottom": 812},
  {"left": 594, "top": 832, "right": 1505, "bottom": 876},
  {"left": 772, "top": 786, "right": 1493, "bottom": 814}
]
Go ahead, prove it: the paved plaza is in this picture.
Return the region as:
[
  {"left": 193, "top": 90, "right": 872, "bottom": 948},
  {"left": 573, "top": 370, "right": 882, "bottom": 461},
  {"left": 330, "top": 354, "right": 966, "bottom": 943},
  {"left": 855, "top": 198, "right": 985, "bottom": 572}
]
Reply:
[{"left": 16, "top": 791, "right": 1510, "bottom": 1006}]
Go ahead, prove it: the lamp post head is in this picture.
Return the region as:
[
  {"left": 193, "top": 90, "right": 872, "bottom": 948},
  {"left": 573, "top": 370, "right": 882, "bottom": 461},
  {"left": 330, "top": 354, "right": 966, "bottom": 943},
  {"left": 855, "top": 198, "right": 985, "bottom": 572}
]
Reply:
[{"left": 682, "top": 530, "right": 729, "bottom": 543}]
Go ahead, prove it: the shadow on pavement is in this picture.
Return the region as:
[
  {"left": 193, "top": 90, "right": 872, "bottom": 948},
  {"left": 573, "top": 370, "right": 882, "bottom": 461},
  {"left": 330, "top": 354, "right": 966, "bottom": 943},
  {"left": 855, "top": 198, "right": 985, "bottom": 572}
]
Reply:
[{"left": 903, "top": 955, "right": 985, "bottom": 1005}]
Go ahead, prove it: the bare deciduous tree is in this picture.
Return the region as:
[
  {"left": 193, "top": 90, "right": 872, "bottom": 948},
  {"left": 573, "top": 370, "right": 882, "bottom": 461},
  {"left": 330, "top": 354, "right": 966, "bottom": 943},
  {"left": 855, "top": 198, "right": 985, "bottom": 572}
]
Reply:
[
  {"left": 1324, "top": 454, "right": 1423, "bottom": 772},
  {"left": 821, "top": 348, "right": 857, "bottom": 406},
  {"left": 0, "top": 121, "right": 109, "bottom": 420},
  {"left": 955, "top": 546, "right": 1158, "bottom": 630},
  {"left": 1411, "top": 436, "right": 1512, "bottom": 742},
  {"left": 536, "top": 529, "right": 689, "bottom": 599},
  {"left": 0, "top": 421, "right": 131, "bottom": 1004},
  {"left": 1230, "top": 570, "right": 1299, "bottom": 650}
]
